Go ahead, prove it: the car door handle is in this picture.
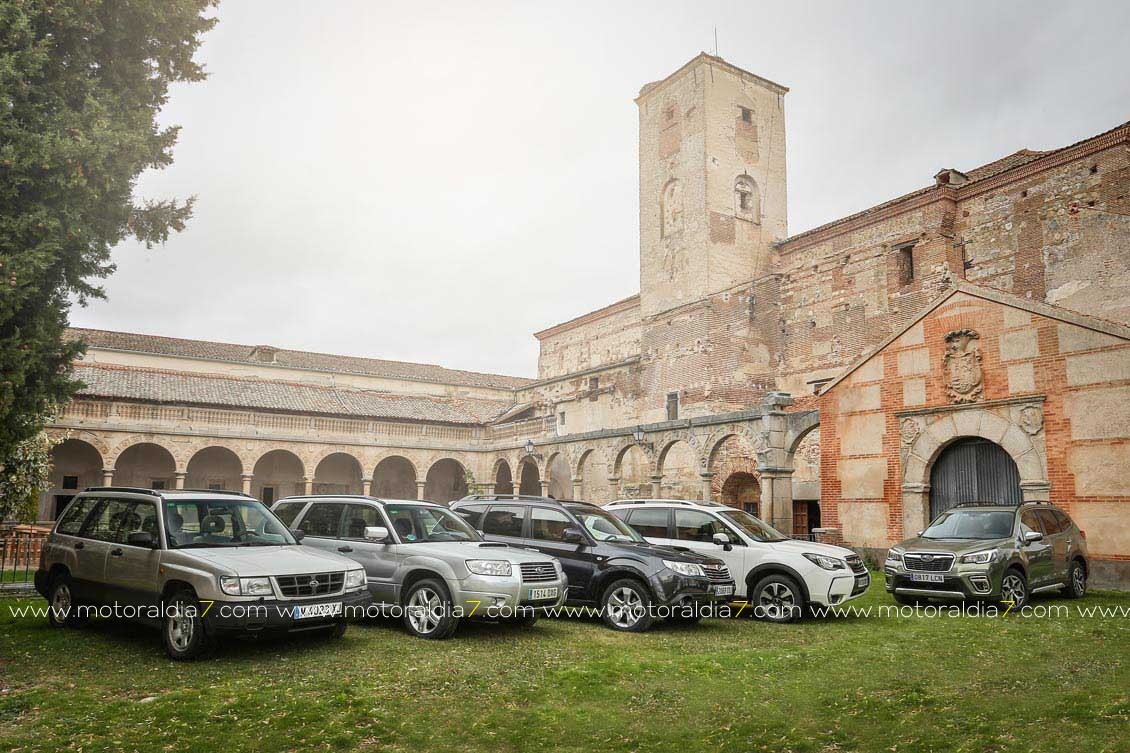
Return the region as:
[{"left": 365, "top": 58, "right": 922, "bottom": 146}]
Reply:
[
  {"left": 338, "top": 546, "right": 353, "bottom": 553},
  {"left": 73, "top": 541, "right": 84, "bottom": 550},
  {"left": 110, "top": 548, "right": 123, "bottom": 557}
]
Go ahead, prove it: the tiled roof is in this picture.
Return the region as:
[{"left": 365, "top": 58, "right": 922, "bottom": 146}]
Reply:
[
  {"left": 66, "top": 328, "right": 532, "bottom": 390},
  {"left": 72, "top": 363, "right": 513, "bottom": 425}
]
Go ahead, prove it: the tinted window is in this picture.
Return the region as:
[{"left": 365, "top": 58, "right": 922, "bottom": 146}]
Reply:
[
  {"left": 454, "top": 503, "right": 487, "bottom": 529},
  {"left": 56, "top": 497, "right": 99, "bottom": 536},
  {"left": 625, "top": 508, "right": 669, "bottom": 538},
  {"left": 342, "top": 505, "right": 382, "bottom": 539},
  {"left": 674, "top": 509, "right": 727, "bottom": 542},
  {"left": 1019, "top": 510, "right": 1043, "bottom": 537},
  {"left": 86, "top": 499, "right": 133, "bottom": 542},
  {"left": 1051, "top": 509, "right": 1073, "bottom": 532},
  {"left": 385, "top": 505, "right": 478, "bottom": 543},
  {"left": 530, "top": 507, "right": 572, "bottom": 542},
  {"left": 118, "top": 501, "right": 159, "bottom": 545},
  {"left": 482, "top": 505, "right": 525, "bottom": 537},
  {"left": 301, "top": 503, "right": 346, "bottom": 538},
  {"left": 1036, "top": 509, "right": 1064, "bottom": 535},
  {"left": 272, "top": 501, "right": 307, "bottom": 527}
]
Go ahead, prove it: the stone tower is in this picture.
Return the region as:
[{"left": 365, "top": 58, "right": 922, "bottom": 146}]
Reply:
[{"left": 636, "top": 54, "right": 788, "bottom": 319}]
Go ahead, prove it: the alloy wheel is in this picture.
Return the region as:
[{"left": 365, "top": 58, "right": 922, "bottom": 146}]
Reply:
[
  {"left": 606, "top": 587, "right": 644, "bottom": 629},
  {"left": 1072, "top": 566, "right": 1086, "bottom": 596},
  {"left": 167, "top": 600, "right": 195, "bottom": 653},
  {"left": 407, "top": 587, "right": 443, "bottom": 635},
  {"left": 758, "top": 581, "right": 796, "bottom": 610},
  {"left": 1001, "top": 573, "right": 1027, "bottom": 607},
  {"left": 51, "top": 582, "right": 72, "bottom": 620}
]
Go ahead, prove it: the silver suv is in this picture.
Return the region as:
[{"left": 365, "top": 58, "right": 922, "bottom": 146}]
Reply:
[
  {"left": 35, "top": 487, "right": 371, "bottom": 660},
  {"left": 273, "top": 495, "right": 568, "bottom": 639}
]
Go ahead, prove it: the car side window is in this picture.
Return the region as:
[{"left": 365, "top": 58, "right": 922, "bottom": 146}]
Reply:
[
  {"left": 1019, "top": 509, "right": 1043, "bottom": 537},
  {"left": 118, "top": 501, "right": 159, "bottom": 545},
  {"left": 454, "top": 503, "right": 487, "bottom": 529},
  {"left": 272, "top": 501, "right": 308, "bottom": 527},
  {"left": 1036, "top": 509, "right": 1063, "bottom": 536},
  {"left": 301, "top": 503, "right": 347, "bottom": 538},
  {"left": 56, "top": 497, "right": 99, "bottom": 536},
  {"left": 85, "top": 499, "right": 134, "bottom": 542},
  {"left": 1051, "top": 509, "right": 1073, "bottom": 533},
  {"left": 482, "top": 505, "right": 525, "bottom": 537},
  {"left": 529, "top": 507, "right": 572, "bottom": 542},
  {"left": 674, "top": 509, "right": 727, "bottom": 542},
  {"left": 342, "top": 505, "right": 381, "bottom": 539},
  {"left": 624, "top": 508, "right": 670, "bottom": 538}
]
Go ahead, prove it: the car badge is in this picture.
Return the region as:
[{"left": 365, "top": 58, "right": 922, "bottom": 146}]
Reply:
[{"left": 309, "top": 578, "right": 320, "bottom": 588}]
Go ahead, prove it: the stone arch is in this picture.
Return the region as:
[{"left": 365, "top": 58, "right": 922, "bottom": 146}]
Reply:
[
  {"left": 613, "top": 442, "right": 653, "bottom": 500},
  {"left": 574, "top": 447, "right": 610, "bottom": 504},
  {"left": 721, "top": 472, "right": 762, "bottom": 515},
  {"left": 185, "top": 446, "right": 244, "bottom": 491},
  {"left": 704, "top": 430, "right": 759, "bottom": 477},
  {"left": 372, "top": 455, "right": 417, "bottom": 499},
  {"left": 545, "top": 451, "right": 572, "bottom": 499},
  {"left": 42, "top": 438, "right": 105, "bottom": 520},
  {"left": 106, "top": 434, "right": 186, "bottom": 471},
  {"left": 900, "top": 407, "right": 1048, "bottom": 535},
  {"left": 252, "top": 449, "right": 306, "bottom": 504},
  {"left": 491, "top": 458, "right": 514, "bottom": 494},
  {"left": 735, "top": 174, "right": 760, "bottom": 223},
  {"left": 655, "top": 438, "right": 699, "bottom": 499},
  {"left": 113, "top": 442, "right": 177, "bottom": 490},
  {"left": 516, "top": 456, "right": 541, "bottom": 496},
  {"left": 314, "top": 451, "right": 364, "bottom": 495},
  {"left": 424, "top": 458, "right": 469, "bottom": 505}
]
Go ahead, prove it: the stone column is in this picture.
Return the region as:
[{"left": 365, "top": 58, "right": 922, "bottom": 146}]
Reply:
[
  {"left": 758, "top": 392, "right": 797, "bottom": 534},
  {"left": 649, "top": 475, "right": 663, "bottom": 499},
  {"left": 699, "top": 473, "right": 714, "bottom": 502},
  {"left": 241, "top": 473, "right": 253, "bottom": 496},
  {"left": 539, "top": 479, "right": 550, "bottom": 498},
  {"left": 361, "top": 477, "right": 372, "bottom": 496},
  {"left": 608, "top": 476, "right": 621, "bottom": 500},
  {"left": 416, "top": 480, "right": 427, "bottom": 500},
  {"left": 759, "top": 471, "right": 795, "bottom": 534},
  {"left": 571, "top": 477, "right": 583, "bottom": 500},
  {"left": 303, "top": 477, "right": 314, "bottom": 495},
  {"left": 101, "top": 468, "right": 115, "bottom": 487},
  {"left": 174, "top": 472, "right": 187, "bottom": 490}
]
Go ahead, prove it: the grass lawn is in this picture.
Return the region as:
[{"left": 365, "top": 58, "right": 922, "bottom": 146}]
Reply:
[{"left": 1, "top": 579, "right": 1127, "bottom": 753}]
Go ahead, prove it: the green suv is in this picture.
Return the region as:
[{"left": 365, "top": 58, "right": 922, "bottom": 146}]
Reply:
[{"left": 885, "top": 502, "right": 1088, "bottom": 608}]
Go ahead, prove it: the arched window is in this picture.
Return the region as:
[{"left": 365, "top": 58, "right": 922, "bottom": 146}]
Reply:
[{"left": 735, "top": 174, "right": 760, "bottom": 224}]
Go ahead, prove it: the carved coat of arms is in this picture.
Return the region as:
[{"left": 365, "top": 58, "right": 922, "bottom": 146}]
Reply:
[{"left": 943, "top": 329, "right": 983, "bottom": 404}]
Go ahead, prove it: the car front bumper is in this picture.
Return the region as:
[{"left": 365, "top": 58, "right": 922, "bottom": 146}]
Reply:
[
  {"left": 650, "top": 572, "right": 735, "bottom": 608},
  {"left": 204, "top": 589, "right": 372, "bottom": 634},
  {"left": 451, "top": 572, "right": 569, "bottom": 615},
  {"left": 885, "top": 564, "right": 1001, "bottom": 600}
]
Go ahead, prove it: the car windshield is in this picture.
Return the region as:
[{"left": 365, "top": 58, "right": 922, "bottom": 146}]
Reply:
[
  {"left": 921, "top": 509, "right": 1015, "bottom": 540},
  {"left": 567, "top": 505, "right": 645, "bottom": 543},
  {"left": 718, "top": 510, "right": 789, "bottom": 542},
  {"left": 385, "top": 505, "right": 480, "bottom": 543},
  {"left": 164, "top": 499, "right": 295, "bottom": 548}
]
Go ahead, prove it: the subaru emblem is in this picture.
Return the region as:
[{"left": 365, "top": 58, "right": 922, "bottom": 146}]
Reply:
[{"left": 309, "top": 578, "right": 319, "bottom": 588}]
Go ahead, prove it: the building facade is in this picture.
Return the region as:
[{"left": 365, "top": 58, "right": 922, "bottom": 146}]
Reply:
[{"left": 41, "top": 54, "right": 1130, "bottom": 586}]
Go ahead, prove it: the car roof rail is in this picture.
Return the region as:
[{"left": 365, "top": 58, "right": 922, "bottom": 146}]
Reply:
[
  {"left": 174, "top": 488, "right": 256, "bottom": 497},
  {"left": 83, "top": 486, "right": 162, "bottom": 497},
  {"left": 952, "top": 500, "right": 1029, "bottom": 509}
]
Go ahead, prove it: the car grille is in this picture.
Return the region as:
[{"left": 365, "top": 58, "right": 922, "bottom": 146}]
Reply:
[
  {"left": 703, "top": 563, "right": 732, "bottom": 583},
  {"left": 519, "top": 562, "right": 557, "bottom": 582},
  {"left": 275, "top": 572, "right": 344, "bottom": 598},
  {"left": 845, "top": 554, "right": 867, "bottom": 574},
  {"left": 903, "top": 553, "right": 955, "bottom": 572}
]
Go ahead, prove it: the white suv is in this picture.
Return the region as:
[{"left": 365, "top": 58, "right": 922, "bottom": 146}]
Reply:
[{"left": 606, "top": 499, "right": 870, "bottom": 621}]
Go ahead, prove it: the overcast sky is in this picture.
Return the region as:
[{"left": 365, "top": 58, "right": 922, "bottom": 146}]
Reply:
[{"left": 71, "top": 0, "right": 1130, "bottom": 378}]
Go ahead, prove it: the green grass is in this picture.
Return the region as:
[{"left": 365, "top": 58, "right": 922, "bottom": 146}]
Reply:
[
  {"left": 0, "top": 567, "right": 34, "bottom": 585},
  {"left": 1, "top": 579, "right": 1127, "bottom": 753}
]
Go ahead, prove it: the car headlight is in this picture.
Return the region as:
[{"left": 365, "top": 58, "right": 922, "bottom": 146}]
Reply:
[
  {"left": 663, "top": 560, "right": 705, "bottom": 577},
  {"left": 219, "top": 576, "right": 273, "bottom": 596},
  {"left": 466, "top": 560, "right": 512, "bottom": 577},
  {"left": 886, "top": 548, "right": 904, "bottom": 563},
  {"left": 960, "top": 549, "right": 998, "bottom": 565},
  {"left": 344, "top": 569, "right": 366, "bottom": 591},
  {"left": 802, "top": 553, "right": 847, "bottom": 571}
]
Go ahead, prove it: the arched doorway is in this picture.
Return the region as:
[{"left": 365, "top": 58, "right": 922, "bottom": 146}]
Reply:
[
  {"left": 314, "top": 453, "right": 363, "bottom": 495},
  {"left": 45, "top": 439, "right": 104, "bottom": 520},
  {"left": 373, "top": 456, "right": 417, "bottom": 499},
  {"left": 546, "top": 453, "right": 571, "bottom": 499},
  {"left": 493, "top": 460, "right": 514, "bottom": 494},
  {"left": 425, "top": 459, "right": 468, "bottom": 505},
  {"left": 517, "top": 459, "right": 540, "bottom": 496},
  {"left": 186, "top": 446, "right": 243, "bottom": 491},
  {"left": 929, "top": 437, "right": 1021, "bottom": 519},
  {"left": 252, "top": 450, "right": 305, "bottom": 505},
  {"left": 721, "top": 472, "right": 760, "bottom": 516},
  {"left": 114, "top": 443, "right": 176, "bottom": 491}
]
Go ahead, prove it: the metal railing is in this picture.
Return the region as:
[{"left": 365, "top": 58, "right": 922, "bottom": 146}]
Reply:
[{"left": 0, "top": 529, "right": 46, "bottom": 591}]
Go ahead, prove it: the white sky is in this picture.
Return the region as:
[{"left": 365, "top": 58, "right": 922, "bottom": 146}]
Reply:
[{"left": 72, "top": 0, "right": 1130, "bottom": 378}]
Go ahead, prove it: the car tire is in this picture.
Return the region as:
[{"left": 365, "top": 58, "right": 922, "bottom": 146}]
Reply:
[
  {"left": 1062, "top": 560, "right": 1087, "bottom": 599},
  {"left": 752, "top": 573, "right": 805, "bottom": 623},
  {"left": 401, "top": 578, "right": 459, "bottom": 640},
  {"left": 163, "top": 587, "right": 212, "bottom": 661},
  {"left": 999, "top": 568, "right": 1029, "bottom": 610},
  {"left": 600, "top": 578, "right": 654, "bottom": 632},
  {"left": 46, "top": 573, "right": 89, "bottom": 629}
]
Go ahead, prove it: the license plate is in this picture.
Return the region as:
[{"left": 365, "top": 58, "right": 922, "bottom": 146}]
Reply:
[
  {"left": 529, "top": 587, "right": 558, "bottom": 600},
  {"left": 910, "top": 573, "right": 945, "bottom": 584},
  {"left": 855, "top": 575, "right": 870, "bottom": 588},
  {"left": 711, "top": 584, "right": 735, "bottom": 597},
  {"left": 293, "top": 602, "right": 342, "bottom": 620}
]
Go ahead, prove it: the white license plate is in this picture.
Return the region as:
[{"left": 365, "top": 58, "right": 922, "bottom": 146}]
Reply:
[
  {"left": 910, "top": 573, "right": 945, "bottom": 584},
  {"left": 293, "top": 602, "right": 343, "bottom": 620},
  {"left": 855, "top": 575, "right": 870, "bottom": 588},
  {"left": 528, "top": 586, "right": 559, "bottom": 600},
  {"left": 711, "top": 584, "right": 735, "bottom": 597}
]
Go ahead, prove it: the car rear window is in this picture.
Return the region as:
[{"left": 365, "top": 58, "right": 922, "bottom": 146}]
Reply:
[{"left": 55, "top": 497, "right": 99, "bottom": 536}]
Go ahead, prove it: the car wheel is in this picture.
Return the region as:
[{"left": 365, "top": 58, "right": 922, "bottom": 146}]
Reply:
[
  {"left": 1062, "top": 561, "right": 1087, "bottom": 599},
  {"left": 752, "top": 574, "right": 805, "bottom": 623},
  {"left": 46, "top": 574, "right": 88, "bottom": 628},
  {"left": 163, "top": 588, "right": 212, "bottom": 661},
  {"left": 402, "top": 578, "right": 459, "bottom": 639},
  {"left": 600, "top": 578, "right": 654, "bottom": 632},
  {"left": 999, "top": 569, "right": 1029, "bottom": 610}
]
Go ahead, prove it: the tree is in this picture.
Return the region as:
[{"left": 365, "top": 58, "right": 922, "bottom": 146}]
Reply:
[{"left": 0, "top": 1, "right": 216, "bottom": 486}]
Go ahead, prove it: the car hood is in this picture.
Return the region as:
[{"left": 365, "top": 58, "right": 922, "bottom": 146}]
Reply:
[
  {"left": 893, "top": 537, "right": 1013, "bottom": 555},
  {"left": 175, "top": 545, "right": 358, "bottom": 577},
  {"left": 766, "top": 538, "right": 858, "bottom": 559},
  {"left": 611, "top": 541, "right": 725, "bottom": 566},
  {"left": 399, "top": 540, "right": 557, "bottom": 564}
]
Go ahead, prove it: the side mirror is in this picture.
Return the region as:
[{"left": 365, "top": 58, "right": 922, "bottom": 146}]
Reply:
[
  {"left": 712, "top": 532, "right": 732, "bottom": 551},
  {"left": 127, "top": 531, "right": 156, "bottom": 548},
  {"left": 916, "top": 531, "right": 924, "bottom": 538},
  {"left": 562, "top": 527, "right": 585, "bottom": 544},
  {"left": 364, "top": 526, "right": 390, "bottom": 542},
  {"left": 290, "top": 528, "right": 305, "bottom": 542},
  {"left": 1023, "top": 530, "right": 1044, "bottom": 544}
]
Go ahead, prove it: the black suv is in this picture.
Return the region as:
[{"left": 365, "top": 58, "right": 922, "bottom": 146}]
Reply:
[{"left": 450, "top": 495, "right": 735, "bottom": 632}]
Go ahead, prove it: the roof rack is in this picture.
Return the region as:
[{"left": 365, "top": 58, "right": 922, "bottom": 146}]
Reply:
[
  {"left": 952, "top": 500, "right": 1041, "bottom": 509},
  {"left": 84, "top": 486, "right": 162, "bottom": 497},
  {"left": 84, "top": 487, "right": 255, "bottom": 498},
  {"left": 609, "top": 499, "right": 723, "bottom": 507},
  {"left": 456, "top": 494, "right": 597, "bottom": 507}
]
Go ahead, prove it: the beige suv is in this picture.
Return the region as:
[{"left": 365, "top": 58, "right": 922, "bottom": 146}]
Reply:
[{"left": 35, "top": 487, "right": 371, "bottom": 660}]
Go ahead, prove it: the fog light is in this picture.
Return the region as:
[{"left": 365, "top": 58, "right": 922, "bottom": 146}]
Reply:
[
  {"left": 492, "top": 597, "right": 507, "bottom": 608},
  {"left": 970, "top": 576, "right": 990, "bottom": 594}
]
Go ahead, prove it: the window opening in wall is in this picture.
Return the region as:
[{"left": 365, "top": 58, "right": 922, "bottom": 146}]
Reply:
[
  {"left": 151, "top": 480, "right": 167, "bottom": 490},
  {"left": 896, "top": 243, "right": 916, "bottom": 285},
  {"left": 62, "top": 475, "right": 79, "bottom": 490},
  {"left": 739, "top": 106, "right": 752, "bottom": 123},
  {"left": 666, "top": 392, "right": 680, "bottom": 421},
  {"left": 262, "top": 487, "right": 275, "bottom": 505}
]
